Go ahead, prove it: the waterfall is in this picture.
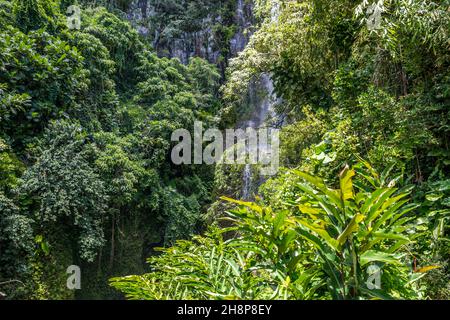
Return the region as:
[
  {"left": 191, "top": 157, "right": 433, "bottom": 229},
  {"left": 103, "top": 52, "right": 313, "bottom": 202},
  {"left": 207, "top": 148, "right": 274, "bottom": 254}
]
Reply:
[
  {"left": 230, "top": 0, "right": 253, "bottom": 56},
  {"left": 240, "top": 73, "right": 280, "bottom": 200},
  {"left": 242, "top": 164, "right": 252, "bottom": 200},
  {"left": 237, "top": 0, "right": 245, "bottom": 22},
  {"left": 238, "top": 2, "right": 283, "bottom": 200}
]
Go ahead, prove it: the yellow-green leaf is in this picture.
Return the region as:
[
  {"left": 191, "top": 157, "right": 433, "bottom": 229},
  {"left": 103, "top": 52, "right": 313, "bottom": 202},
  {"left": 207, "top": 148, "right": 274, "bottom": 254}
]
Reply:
[
  {"left": 339, "top": 166, "right": 355, "bottom": 201},
  {"left": 220, "top": 196, "right": 263, "bottom": 213}
]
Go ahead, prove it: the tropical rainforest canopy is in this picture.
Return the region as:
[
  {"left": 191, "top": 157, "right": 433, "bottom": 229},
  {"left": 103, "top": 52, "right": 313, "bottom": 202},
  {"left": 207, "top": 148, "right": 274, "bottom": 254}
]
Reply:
[{"left": 0, "top": 0, "right": 448, "bottom": 300}]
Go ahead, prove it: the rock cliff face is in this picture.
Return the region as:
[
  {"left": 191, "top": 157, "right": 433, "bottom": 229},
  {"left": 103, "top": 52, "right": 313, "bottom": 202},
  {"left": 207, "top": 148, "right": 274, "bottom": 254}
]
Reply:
[
  {"left": 229, "top": 0, "right": 253, "bottom": 57},
  {"left": 125, "top": 0, "right": 254, "bottom": 66}
]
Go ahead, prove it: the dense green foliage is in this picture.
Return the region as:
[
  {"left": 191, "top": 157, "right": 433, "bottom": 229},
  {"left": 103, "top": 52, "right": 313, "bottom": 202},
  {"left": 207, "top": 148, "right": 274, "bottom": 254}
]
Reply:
[
  {"left": 0, "top": 0, "right": 221, "bottom": 299},
  {"left": 113, "top": 0, "right": 449, "bottom": 300},
  {"left": 1, "top": 0, "right": 448, "bottom": 300},
  {"left": 111, "top": 164, "right": 432, "bottom": 299}
]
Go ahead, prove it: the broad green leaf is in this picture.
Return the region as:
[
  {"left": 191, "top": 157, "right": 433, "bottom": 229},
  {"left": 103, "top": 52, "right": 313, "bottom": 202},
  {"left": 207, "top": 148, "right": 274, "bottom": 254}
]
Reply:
[
  {"left": 372, "top": 232, "right": 410, "bottom": 241},
  {"left": 337, "top": 214, "right": 365, "bottom": 247},
  {"left": 360, "top": 188, "right": 386, "bottom": 214},
  {"left": 366, "top": 188, "right": 397, "bottom": 223},
  {"left": 426, "top": 193, "right": 443, "bottom": 202},
  {"left": 296, "top": 228, "right": 328, "bottom": 252},
  {"left": 360, "top": 250, "right": 399, "bottom": 266},
  {"left": 41, "top": 241, "right": 50, "bottom": 255},
  {"left": 273, "top": 210, "right": 288, "bottom": 238},
  {"left": 359, "top": 287, "right": 394, "bottom": 300},
  {"left": 294, "top": 170, "right": 342, "bottom": 209},
  {"left": 380, "top": 163, "right": 396, "bottom": 186},
  {"left": 296, "top": 218, "right": 339, "bottom": 251},
  {"left": 279, "top": 229, "right": 297, "bottom": 254},
  {"left": 224, "top": 259, "right": 240, "bottom": 277},
  {"left": 370, "top": 198, "right": 411, "bottom": 233}
]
